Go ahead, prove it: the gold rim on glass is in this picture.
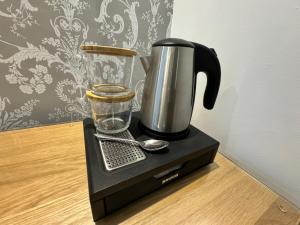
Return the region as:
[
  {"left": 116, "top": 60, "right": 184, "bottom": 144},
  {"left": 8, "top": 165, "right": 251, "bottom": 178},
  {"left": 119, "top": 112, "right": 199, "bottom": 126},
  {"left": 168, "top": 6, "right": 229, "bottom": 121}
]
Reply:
[
  {"left": 86, "top": 84, "right": 135, "bottom": 103},
  {"left": 80, "top": 45, "right": 137, "bottom": 57}
]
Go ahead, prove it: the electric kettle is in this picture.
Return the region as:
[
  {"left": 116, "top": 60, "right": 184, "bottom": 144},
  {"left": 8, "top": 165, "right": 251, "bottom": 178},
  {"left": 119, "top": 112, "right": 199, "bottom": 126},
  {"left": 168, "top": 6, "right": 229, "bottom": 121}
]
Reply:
[{"left": 140, "top": 38, "right": 221, "bottom": 137}]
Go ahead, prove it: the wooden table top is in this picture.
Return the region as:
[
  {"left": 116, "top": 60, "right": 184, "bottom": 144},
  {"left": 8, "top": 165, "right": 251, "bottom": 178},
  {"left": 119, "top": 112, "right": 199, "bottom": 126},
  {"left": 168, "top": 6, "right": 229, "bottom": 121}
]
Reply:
[{"left": 0, "top": 122, "right": 299, "bottom": 225}]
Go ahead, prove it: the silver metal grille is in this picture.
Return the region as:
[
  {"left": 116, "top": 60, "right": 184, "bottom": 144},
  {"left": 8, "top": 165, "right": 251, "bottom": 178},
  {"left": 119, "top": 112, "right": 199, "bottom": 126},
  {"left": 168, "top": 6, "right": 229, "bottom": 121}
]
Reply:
[{"left": 98, "top": 130, "right": 146, "bottom": 171}]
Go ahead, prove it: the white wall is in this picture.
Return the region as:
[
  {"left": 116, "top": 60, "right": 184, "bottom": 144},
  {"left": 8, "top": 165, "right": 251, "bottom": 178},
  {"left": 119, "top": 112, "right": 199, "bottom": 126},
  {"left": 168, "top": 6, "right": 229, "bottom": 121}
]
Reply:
[{"left": 171, "top": 0, "right": 300, "bottom": 207}]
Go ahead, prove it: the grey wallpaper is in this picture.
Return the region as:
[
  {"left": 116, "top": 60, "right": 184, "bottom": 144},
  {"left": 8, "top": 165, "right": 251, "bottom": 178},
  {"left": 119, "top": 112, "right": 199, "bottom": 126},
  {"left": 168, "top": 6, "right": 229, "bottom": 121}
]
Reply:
[{"left": 0, "top": 0, "right": 173, "bottom": 131}]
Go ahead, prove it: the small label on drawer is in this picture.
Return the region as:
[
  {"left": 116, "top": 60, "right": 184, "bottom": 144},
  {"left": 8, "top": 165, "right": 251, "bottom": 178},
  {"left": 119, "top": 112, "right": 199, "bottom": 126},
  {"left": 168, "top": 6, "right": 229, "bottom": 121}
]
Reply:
[{"left": 162, "top": 173, "right": 179, "bottom": 184}]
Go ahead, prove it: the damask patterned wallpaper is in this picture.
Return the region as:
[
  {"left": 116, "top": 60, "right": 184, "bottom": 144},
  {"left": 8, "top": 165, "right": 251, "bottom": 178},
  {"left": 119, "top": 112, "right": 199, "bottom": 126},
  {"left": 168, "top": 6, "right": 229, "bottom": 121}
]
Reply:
[{"left": 0, "top": 0, "right": 173, "bottom": 131}]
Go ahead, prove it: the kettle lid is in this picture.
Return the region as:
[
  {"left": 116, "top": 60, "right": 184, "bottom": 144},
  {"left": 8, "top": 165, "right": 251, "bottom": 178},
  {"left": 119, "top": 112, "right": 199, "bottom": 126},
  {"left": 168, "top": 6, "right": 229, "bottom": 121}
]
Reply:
[{"left": 152, "top": 38, "right": 194, "bottom": 48}]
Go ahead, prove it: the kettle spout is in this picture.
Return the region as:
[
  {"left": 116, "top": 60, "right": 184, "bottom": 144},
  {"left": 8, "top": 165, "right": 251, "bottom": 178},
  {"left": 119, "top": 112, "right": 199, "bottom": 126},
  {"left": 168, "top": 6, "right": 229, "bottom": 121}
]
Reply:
[{"left": 140, "top": 56, "right": 151, "bottom": 72}]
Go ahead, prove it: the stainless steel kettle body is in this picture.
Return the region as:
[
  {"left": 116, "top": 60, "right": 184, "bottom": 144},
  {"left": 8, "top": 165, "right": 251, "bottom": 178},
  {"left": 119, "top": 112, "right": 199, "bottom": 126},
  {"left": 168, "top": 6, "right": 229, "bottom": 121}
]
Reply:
[{"left": 140, "top": 38, "right": 221, "bottom": 135}]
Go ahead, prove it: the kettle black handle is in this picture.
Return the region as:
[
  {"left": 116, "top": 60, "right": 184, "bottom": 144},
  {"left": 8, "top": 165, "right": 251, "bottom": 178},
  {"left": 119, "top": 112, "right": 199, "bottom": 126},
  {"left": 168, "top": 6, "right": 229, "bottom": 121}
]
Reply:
[{"left": 192, "top": 42, "right": 221, "bottom": 109}]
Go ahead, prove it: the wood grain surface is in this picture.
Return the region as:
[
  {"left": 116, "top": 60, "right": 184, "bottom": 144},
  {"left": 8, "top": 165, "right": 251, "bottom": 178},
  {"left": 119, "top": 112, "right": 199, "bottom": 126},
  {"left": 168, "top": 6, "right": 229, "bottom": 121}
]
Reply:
[{"left": 0, "top": 123, "right": 299, "bottom": 225}]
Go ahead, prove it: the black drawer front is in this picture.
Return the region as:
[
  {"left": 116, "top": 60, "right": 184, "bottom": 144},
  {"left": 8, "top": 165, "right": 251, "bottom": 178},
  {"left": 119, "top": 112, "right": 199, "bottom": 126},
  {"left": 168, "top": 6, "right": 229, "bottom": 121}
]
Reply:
[{"left": 103, "top": 148, "right": 216, "bottom": 215}]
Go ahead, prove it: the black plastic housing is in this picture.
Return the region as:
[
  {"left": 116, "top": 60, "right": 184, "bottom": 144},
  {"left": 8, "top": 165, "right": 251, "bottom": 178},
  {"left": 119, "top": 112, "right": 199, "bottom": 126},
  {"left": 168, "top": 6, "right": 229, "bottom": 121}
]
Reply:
[{"left": 83, "top": 112, "right": 219, "bottom": 221}]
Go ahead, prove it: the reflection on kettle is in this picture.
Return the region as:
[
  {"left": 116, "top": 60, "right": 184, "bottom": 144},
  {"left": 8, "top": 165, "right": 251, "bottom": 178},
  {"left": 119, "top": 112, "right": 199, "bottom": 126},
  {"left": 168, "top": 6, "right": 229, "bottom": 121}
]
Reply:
[{"left": 140, "top": 38, "right": 221, "bottom": 137}]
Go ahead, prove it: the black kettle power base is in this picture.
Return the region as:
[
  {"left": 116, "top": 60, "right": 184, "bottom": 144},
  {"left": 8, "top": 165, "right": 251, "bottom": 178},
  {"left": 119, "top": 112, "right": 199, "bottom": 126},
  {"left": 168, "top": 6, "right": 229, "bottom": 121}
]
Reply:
[
  {"left": 138, "top": 121, "right": 190, "bottom": 140},
  {"left": 83, "top": 112, "right": 219, "bottom": 222}
]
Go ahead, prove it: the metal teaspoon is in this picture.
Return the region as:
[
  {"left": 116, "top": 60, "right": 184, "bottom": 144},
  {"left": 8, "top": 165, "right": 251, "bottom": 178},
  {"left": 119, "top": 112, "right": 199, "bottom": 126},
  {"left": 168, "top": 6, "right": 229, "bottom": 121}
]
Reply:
[{"left": 94, "top": 133, "right": 169, "bottom": 152}]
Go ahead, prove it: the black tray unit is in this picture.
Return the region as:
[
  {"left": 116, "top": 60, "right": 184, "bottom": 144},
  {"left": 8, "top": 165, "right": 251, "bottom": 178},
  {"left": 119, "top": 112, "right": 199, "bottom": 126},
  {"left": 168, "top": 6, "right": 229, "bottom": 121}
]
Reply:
[{"left": 83, "top": 112, "right": 219, "bottom": 221}]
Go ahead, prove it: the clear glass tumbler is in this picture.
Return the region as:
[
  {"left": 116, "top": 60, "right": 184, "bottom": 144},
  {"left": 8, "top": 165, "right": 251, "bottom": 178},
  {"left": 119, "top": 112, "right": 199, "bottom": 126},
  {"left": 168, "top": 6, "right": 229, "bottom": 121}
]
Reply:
[
  {"left": 80, "top": 45, "right": 137, "bottom": 133},
  {"left": 86, "top": 84, "right": 135, "bottom": 133}
]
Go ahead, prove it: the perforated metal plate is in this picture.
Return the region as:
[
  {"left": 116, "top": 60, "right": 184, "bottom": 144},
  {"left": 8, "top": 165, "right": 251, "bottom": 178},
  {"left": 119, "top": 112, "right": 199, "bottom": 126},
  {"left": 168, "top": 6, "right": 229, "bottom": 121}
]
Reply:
[{"left": 98, "top": 130, "right": 146, "bottom": 171}]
